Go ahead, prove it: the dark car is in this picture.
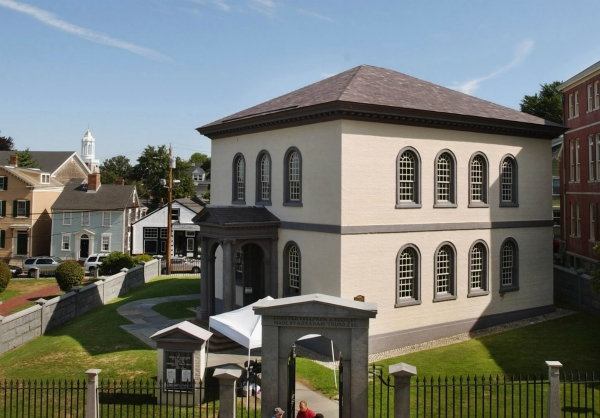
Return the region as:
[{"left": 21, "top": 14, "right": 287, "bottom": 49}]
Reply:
[{"left": 9, "top": 265, "right": 23, "bottom": 277}]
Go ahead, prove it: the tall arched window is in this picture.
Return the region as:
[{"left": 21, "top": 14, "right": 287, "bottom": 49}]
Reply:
[
  {"left": 434, "top": 242, "right": 457, "bottom": 301},
  {"left": 469, "top": 153, "right": 489, "bottom": 207},
  {"left": 468, "top": 240, "right": 489, "bottom": 296},
  {"left": 232, "top": 154, "right": 245, "bottom": 204},
  {"left": 255, "top": 151, "right": 271, "bottom": 205},
  {"left": 434, "top": 150, "right": 457, "bottom": 207},
  {"left": 500, "top": 155, "right": 518, "bottom": 206},
  {"left": 284, "top": 147, "right": 302, "bottom": 206},
  {"left": 396, "top": 245, "right": 421, "bottom": 307},
  {"left": 284, "top": 241, "right": 301, "bottom": 296},
  {"left": 396, "top": 147, "right": 421, "bottom": 208},
  {"left": 500, "top": 238, "right": 519, "bottom": 292}
]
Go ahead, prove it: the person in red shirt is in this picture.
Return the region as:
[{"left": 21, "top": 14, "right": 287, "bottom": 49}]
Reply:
[{"left": 296, "top": 400, "right": 316, "bottom": 418}]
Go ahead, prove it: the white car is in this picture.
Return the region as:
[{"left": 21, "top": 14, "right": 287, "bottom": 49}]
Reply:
[{"left": 83, "top": 253, "right": 110, "bottom": 274}]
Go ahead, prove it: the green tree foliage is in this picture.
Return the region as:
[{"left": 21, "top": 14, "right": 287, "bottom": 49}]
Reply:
[
  {"left": 99, "top": 155, "right": 133, "bottom": 185},
  {"left": 190, "top": 152, "right": 211, "bottom": 179},
  {"left": 0, "top": 261, "right": 11, "bottom": 293},
  {"left": 520, "top": 81, "right": 564, "bottom": 125},
  {"left": 131, "top": 145, "right": 195, "bottom": 207},
  {"left": 0, "top": 132, "right": 15, "bottom": 151},
  {"left": 98, "top": 251, "right": 137, "bottom": 276},
  {"left": 133, "top": 254, "right": 154, "bottom": 264},
  {"left": 55, "top": 261, "right": 85, "bottom": 292},
  {"left": 11, "top": 148, "right": 40, "bottom": 168}
]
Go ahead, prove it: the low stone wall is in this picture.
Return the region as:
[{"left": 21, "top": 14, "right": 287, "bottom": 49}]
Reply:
[
  {"left": 554, "top": 265, "right": 600, "bottom": 316},
  {"left": 0, "top": 259, "right": 160, "bottom": 356}
]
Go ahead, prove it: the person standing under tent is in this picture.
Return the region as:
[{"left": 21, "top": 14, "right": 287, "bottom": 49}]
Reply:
[{"left": 296, "top": 401, "right": 316, "bottom": 418}]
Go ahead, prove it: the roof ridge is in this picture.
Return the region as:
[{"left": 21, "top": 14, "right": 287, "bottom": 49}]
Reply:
[{"left": 335, "top": 65, "right": 366, "bottom": 100}]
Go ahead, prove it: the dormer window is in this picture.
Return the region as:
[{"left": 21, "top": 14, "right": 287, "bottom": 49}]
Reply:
[{"left": 41, "top": 174, "right": 50, "bottom": 184}]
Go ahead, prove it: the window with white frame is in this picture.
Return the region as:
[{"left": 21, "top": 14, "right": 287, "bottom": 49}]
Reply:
[
  {"left": 61, "top": 234, "right": 70, "bottom": 251},
  {"left": 63, "top": 211, "right": 72, "bottom": 225},
  {"left": 434, "top": 243, "right": 457, "bottom": 301},
  {"left": 577, "top": 202, "right": 581, "bottom": 237},
  {"left": 569, "top": 94, "right": 574, "bottom": 119},
  {"left": 283, "top": 147, "right": 302, "bottom": 206},
  {"left": 236, "top": 248, "right": 244, "bottom": 273},
  {"left": 469, "top": 153, "right": 488, "bottom": 206},
  {"left": 396, "top": 245, "right": 420, "bottom": 306},
  {"left": 16, "top": 200, "right": 27, "bottom": 217},
  {"left": 571, "top": 202, "right": 575, "bottom": 236},
  {"left": 171, "top": 208, "right": 180, "bottom": 221},
  {"left": 597, "top": 134, "right": 600, "bottom": 177},
  {"left": 102, "top": 212, "right": 111, "bottom": 227},
  {"left": 575, "top": 91, "right": 580, "bottom": 117},
  {"left": 591, "top": 204, "right": 596, "bottom": 242},
  {"left": 81, "top": 211, "right": 90, "bottom": 226},
  {"left": 588, "top": 84, "right": 593, "bottom": 112},
  {"left": 469, "top": 241, "right": 488, "bottom": 295},
  {"left": 232, "top": 154, "right": 245, "bottom": 203},
  {"left": 256, "top": 152, "right": 271, "bottom": 204},
  {"left": 500, "top": 155, "right": 518, "bottom": 206},
  {"left": 590, "top": 135, "right": 595, "bottom": 181},
  {"left": 500, "top": 238, "right": 519, "bottom": 292},
  {"left": 434, "top": 151, "right": 457, "bottom": 207},
  {"left": 144, "top": 228, "right": 158, "bottom": 239},
  {"left": 576, "top": 139, "right": 580, "bottom": 181},
  {"left": 0, "top": 176, "right": 6, "bottom": 191},
  {"left": 41, "top": 174, "right": 50, "bottom": 184},
  {"left": 570, "top": 140, "right": 574, "bottom": 181},
  {"left": 552, "top": 177, "right": 560, "bottom": 196},
  {"left": 396, "top": 148, "right": 421, "bottom": 207},
  {"left": 284, "top": 242, "right": 301, "bottom": 296},
  {"left": 101, "top": 234, "right": 110, "bottom": 252},
  {"left": 595, "top": 81, "right": 600, "bottom": 109},
  {"left": 160, "top": 228, "right": 168, "bottom": 239},
  {"left": 187, "top": 238, "right": 194, "bottom": 252}
]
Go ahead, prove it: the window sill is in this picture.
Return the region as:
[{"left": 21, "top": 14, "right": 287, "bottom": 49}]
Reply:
[
  {"left": 434, "top": 203, "right": 457, "bottom": 208},
  {"left": 433, "top": 294, "right": 457, "bottom": 302},
  {"left": 283, "top": 201, "right": 303, "bottom": 207},
  {"left": 468, "top": 290, "right": 489, "bottom": 298},
  {"left": 255, "top": 201, "right": 272, "bottom": 206},
  {"left": 468, "top": 202, "right": 489, "bottom": 208},
  {"left": 396, "top": 203, "right": 421, "bottom": 209},
  {"left": 231, "top": 200, "right": 246, "bottom": 205},
  {"left": 499, "top": 202, "right": 519, "bottom": 207},
  {"left": 499, "top": 286, "right": 519, "bottom": 293},
  {"left": 395, "top": 299, "right": 421, "bottom": 308}
]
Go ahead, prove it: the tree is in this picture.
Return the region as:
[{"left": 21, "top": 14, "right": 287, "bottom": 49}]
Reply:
[
  {"left": 0, "top": 132, "right": 14, "bottom": 151},
  {"left": 131, "top": 145, "right": 195, "bottom": 207},
  {"left": 520, "top": 81, "right": 564, "bottom": 125},
  {"left": 11, "top": 148, "right": 39, "bottom": 168},
  {"left": 100, "top": 155, "right": 133, "bottom": 184},
  {"left": 189, "top": 152, "right": 211, "bottom": 179}
]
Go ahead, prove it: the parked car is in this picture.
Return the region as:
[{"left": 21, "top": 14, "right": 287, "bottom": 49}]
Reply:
[
  {"left": 9, "top": 265, "right": 23, "bottom": 277},
  {"left": 161, "top": 257, "right": 200, "bottom": 275},
  {"left": 83, "top": 253, "right": 110, "bottom": 274},
  {"left": 23, "top": 256, "right": 63, "bottom": 277}
]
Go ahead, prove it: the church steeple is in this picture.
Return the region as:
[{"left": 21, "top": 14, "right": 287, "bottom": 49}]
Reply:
[{"left": 81, "top": 129, "right": 99, "bottom": 172}]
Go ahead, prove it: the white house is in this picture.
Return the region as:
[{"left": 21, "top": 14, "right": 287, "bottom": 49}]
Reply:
[
  {"left": 131, "top": 198, "right": 203, "bottom": 258},
  {"left": 194, "top": 65, "right": 567, "bottom": 353}
]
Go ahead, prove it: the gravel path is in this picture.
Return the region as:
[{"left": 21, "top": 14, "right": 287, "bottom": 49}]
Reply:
[{"left": 296, "top": 308, "right": 575, "bottom": 368}]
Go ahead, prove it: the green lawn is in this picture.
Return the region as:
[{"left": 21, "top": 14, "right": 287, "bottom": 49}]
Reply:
[
  {"left": 152, "top": 298, "right": 199, "bottom": 319},
  {"left": 0, "top": 278, "right": 57, "bottom": 301},
  {"left": 0, "top": 275, "right": 199, "bottom": 381}
]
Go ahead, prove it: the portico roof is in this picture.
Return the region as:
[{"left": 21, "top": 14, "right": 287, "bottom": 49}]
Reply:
[{"left": 193, "top": 206, "right": 280, "bottom": 227}]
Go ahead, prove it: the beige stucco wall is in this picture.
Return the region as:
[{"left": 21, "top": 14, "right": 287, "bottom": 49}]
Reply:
[
  {"left": 32, "top": 189, "right": 62, "bottom": 256},
  {"left": 340, "top": 120, "right": 552, "bottom": 226},
  {"left": 210, "top": 121, "right": 343, "bottom": 225},
  {"left": 340, "top": 226, "right": 553, "bottom": 337}
]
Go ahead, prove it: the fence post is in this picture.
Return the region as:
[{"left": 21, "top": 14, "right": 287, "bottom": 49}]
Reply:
[
  {"left": 389, "top": 362, "right": 417, "bottom": 418},
  {"left": 546, "top": 361, "right": 562, "bottom": 418},
  {"left": 213, "top": 367, "right": 242, "bottom": 417},
  {"left": 85, "top": 368, "right": 102, "bottom": 418}
]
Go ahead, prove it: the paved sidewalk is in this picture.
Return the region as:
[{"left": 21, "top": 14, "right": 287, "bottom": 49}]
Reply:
[
  {"left": 0, "top": 282, "right": 61, "bottom": 316},
  {"left": 116, "top": 295, "right": 339, "bottom": 416}
]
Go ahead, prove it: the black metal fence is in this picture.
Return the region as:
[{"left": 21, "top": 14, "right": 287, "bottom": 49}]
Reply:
[
  {"left": 0, "top": 379, "right": 87, "bottom": 417},
  {"left": 561, "top": 371, "right": 600, "bottom": 417}
]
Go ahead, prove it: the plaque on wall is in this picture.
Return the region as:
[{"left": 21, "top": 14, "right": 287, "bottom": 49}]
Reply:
[{"left": 164, "top": 351, "right": 193, "bottom": 391}]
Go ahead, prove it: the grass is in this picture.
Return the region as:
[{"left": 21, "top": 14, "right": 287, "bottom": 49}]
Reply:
[
  {"left": 0, "top": 275, "right": 200, "bottom": 381},
  {"left": 0, "top": 278, "right": 57, "bottom": 301},
  {"left": 152, "top": 298, "right": 200, "bottom": 319}
]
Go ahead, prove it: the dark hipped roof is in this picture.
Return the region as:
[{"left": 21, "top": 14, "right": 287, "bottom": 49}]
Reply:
[
  {"left": 0, "top": 151, "right": 83, "bottom": 174},
  {"left": 52, "top": 178, "right": 137, "bottom": 211},
  {"left": 198, "top": 65, "right": 567, "bottom": 140},
  {"left": 192, "top": 206, "right": 280, "bottom": 225}
]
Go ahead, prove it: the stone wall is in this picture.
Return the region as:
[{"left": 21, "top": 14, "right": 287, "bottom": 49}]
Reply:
[
  {"left": 554, "top": 265, "right": 600, "bottom": 316},
  {"left": 0, "top": 259, "right": 160, "bottom": 355}
]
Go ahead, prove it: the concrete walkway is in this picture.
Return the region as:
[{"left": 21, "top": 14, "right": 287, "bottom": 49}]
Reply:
[{"left": 117, "top": 295, "right": 339, "bottom": 417}]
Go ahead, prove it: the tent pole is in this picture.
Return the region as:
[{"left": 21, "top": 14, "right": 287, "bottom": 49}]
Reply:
[
  {"left": 247, "top": 347, "right": 251, "bottom": 410},
  {"left": 331, "top": 340, "right": 337, "bottom": 389}
]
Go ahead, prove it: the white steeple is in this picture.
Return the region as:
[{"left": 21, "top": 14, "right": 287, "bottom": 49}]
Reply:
[{"left": 81, "top": 129, "right": 99, "bottom": 172}]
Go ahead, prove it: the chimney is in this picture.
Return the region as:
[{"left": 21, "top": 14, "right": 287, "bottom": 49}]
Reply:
[
  {"left": 87, "top": 173, "right": 101, "bottom": 192},
  {"left": 114, "top": 179, "right": 125, "bottom": 185},
  {"left": 9, "top": 155, "right": 18, "bottom": 167}
]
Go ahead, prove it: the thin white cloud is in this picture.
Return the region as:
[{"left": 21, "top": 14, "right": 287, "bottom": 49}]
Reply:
[
  {"left": 0, "top": 0, "right": 171, "bottom": 61},
  {"left": 297, "top": 8, "right": 333, "bottom": 22},
  {"left": 213, "top": 0, "right": 231, "bottom": 11},
  {"left": 249, "top": 0, "right": 277, "bottom": 18},
  {"left": 451, "top": 39, "right": 534, "bottom": 95}
]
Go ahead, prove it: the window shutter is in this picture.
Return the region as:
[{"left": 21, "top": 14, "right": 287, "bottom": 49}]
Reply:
[
  {"left": 0, "top": 201, "right": 4, "bottom": 217},
  {"left": 3, "top": 177, "right": 7, "bottom": 190},
  {"left": 12, "top": 201, "right": 17, "bottom": 217},
  {"left": 25, "top": 200, "right": 30, "bottom": 217},
  {"left": 0, "top": 230, "right": 5, "bottom": 248}
]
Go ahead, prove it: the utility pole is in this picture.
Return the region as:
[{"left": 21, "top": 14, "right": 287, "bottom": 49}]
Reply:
[{"left": 166, "top": 146, "right": 173, "bottom": 275}]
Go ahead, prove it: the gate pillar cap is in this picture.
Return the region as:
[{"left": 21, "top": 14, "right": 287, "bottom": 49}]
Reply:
[
  {"left": 213, "top": 365, "right": 243, "bottom": 380},
  {"left": 389, "top": 362, "right": 417, "bottom": 377},
  {"left": 545, "top": 361, "right": 563, "bottom": 368},
  {"left": 253, "top": 293, "right": 377, "bottom": 318}
]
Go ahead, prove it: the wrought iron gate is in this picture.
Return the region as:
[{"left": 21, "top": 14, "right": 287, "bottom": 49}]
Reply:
[{"left": 287, "top": 344, "right": 296, "bottom": 415}]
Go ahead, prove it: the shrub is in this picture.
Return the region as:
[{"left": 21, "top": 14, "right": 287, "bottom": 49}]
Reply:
[
  {"left": 0, "top": 261, "right": 11, "bottom": 293},
  {"left": 55, "top": 261, "right": 85, "bottom": 292},
  {"left": 99, "top": 251, "right": 137, "bottom": 276},
  {"left": 134, "top": 254, "right": 154, "bottom": 264}
]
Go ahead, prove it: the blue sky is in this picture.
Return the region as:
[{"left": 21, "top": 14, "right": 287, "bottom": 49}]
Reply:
[{"left": 1, "top": 0, "right": 598, "bottom": 164}]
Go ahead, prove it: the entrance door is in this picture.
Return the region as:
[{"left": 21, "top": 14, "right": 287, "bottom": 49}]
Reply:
[
  {"left": 243, "top": 243, "right": 264, "bottom": 306},
  {"left": 16, "top": 232, "right": 28, "bottom": 255},
  {"left": 80, "top": 235, "right": 90, "bottom": 258}
]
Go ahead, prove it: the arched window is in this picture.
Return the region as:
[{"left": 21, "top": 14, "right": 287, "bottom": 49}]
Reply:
[
  {"left": 468, "top": 240, "right": 489, "bottom": 296},
  {"left": 396, "top": 148, "right": 421, "bottom": 208},
  {"left": 396, "top": 245, "right": 421, "bottom": 307},
  {"left": 434, "top": 151, "right": 457, "bottom": 207},
  {"left": 500, "top": 238, "right": 519, "bottom": 292},
  {"left": 469, "top": 153, "right": 489, "bottom": 207},
  {"left": 284, "top": 147, "right": 302, "bottom": 206},
  {"left": 284, "top": 242, "right": 301, "bottom": 296},
  {"left": 500, "top": 155, "right": 518, "bottom": 206},
  {"left": 232, "top": 154, "right": 245, "bottom": 204},
  {"left": 434, "top": 243, "right": 457, "bottom": 301},
  {"left": 255, "top": 151, "right": 271, "bottom": 205}
]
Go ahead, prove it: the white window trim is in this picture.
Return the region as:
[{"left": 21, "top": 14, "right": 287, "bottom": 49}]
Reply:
[
  {"left": 577, "top": 203, "right": 581, "bottom": 237},
  {"left": 596, "top": 134, "right": 600, "bottom": 180},
  {"left": 590, "top": 135, "right": 595, "bottom": 181},
  {"left": 61, "top": 234, "right": 71, "bottom": 251},
  {"left": 81, "top": 211, "right": 90, "bottom": 226},
  {"left": 591, "top": 203, "right": 596, "bottom": 243},
  {"left": 570, "top": 140, "right": 574, "bottom": 181},
  {"left": 569, "top": 94, "right": 574, "bottom": 119},
  {"left": 102, "top": 212, "right": 111, "bottom": 227},
  {"left": 63, "top": 211, "right": 72, "bottom": 226},
  {"left": 570, "top": 202, "right": 575, "bottom": 237},
  {"left": 576, "top": 139, "right": 580, "bottom": 182},
  {"left": 588, "top": 84, "right": 593, "bottom": 113},
  {"left": 16, "top": 200, "right": 27, "bottom": 217},
  {"left": 575, "top": 91, "right": 579, "bottom": 117},
  {"left": 41, "top": 173, "right": 50, "bottom": 184},
  {"left": 101, "top": 233, "right": 111, "bottom": 252},
  {"left": 595, "top": 81, "right": 600, "bottom": 110}
]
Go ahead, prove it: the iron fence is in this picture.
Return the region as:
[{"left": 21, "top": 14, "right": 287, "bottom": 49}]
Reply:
[
  {"left": 0, "top": 379, "right": 87, "bottom": 417},
  {"left": 369, "top": 364, "right": 394, "bottom": 418},
  {"left": 561, "top": 371, "right": 600, "bottom": 417}
]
